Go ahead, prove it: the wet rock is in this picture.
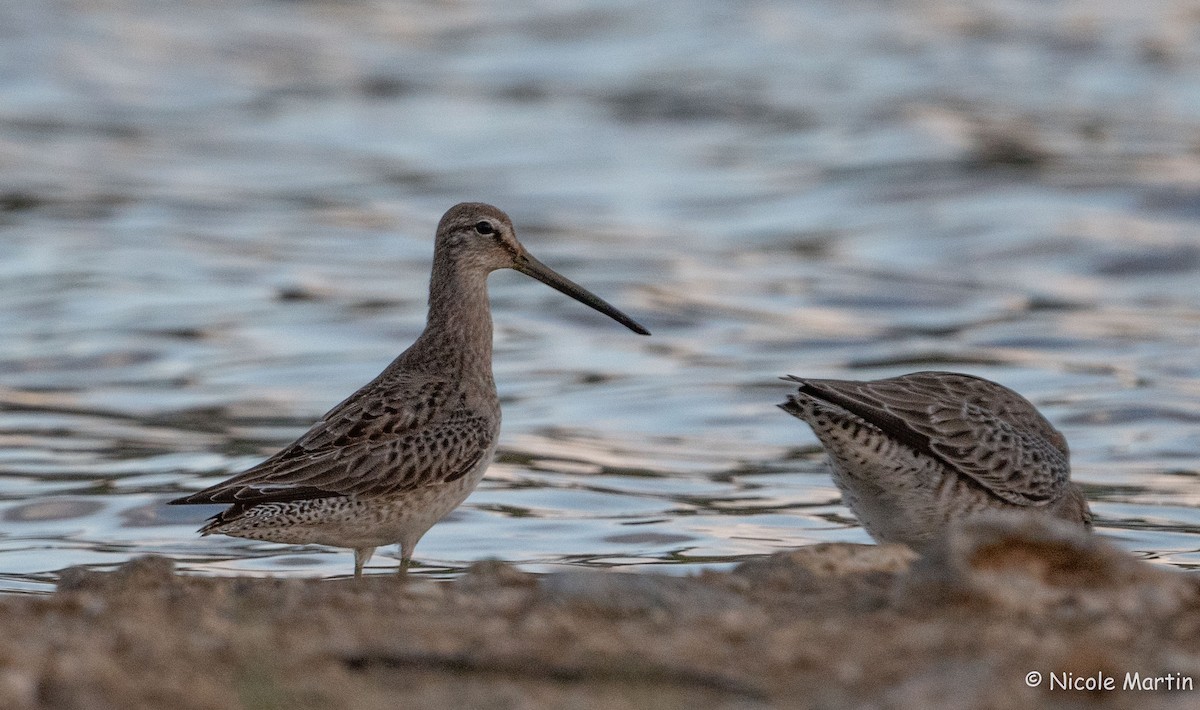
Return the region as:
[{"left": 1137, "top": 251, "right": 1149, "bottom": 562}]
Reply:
[
  {"left": 904, "top": 513, "right": 1200, "bottom": 618},
  {"left": 969, "top": 120, "right": 1052, "bottom": 168},
  {"left": 56, "top": 555, "right": 177, "bottom": 593},
  {"left": 0, "top": 192, "right": 46, "bottom": 212}
]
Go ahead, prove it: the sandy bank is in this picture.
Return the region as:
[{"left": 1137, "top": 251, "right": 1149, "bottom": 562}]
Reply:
[{"left": 3, "top": 516, "right": 1197, "bottom": 709}]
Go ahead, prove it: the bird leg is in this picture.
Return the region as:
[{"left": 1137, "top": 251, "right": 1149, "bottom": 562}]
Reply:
[
  {"left": 397, "top": 544, "right": 411, "bottom": 577},
  {"left": 353, "top": 547, "right": 376, "bottom": 578}
]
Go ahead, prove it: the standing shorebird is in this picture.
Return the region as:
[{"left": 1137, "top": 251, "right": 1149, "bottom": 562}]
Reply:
[
  {"left": 779, "top": 371, "right": 1091, "bottom": 551},
  {"left": 171, "top": 203, "right": 649, "bottom": 576}
]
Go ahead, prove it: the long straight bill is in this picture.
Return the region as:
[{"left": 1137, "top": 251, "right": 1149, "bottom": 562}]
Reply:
[{"left": 514, "top": 254, "right": 650, "bottom": 335}]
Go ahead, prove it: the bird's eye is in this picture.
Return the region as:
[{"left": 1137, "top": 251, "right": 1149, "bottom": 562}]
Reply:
[{"left": 474, "top": 221, "right": 495, "bottom": 235}]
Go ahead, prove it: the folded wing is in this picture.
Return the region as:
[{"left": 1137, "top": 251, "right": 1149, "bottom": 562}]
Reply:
[
  {"left": 171, "top": 376, "right": 495, "bottom": 506},
  {"left": 784, "top": 371, "right": 1069, "bottom": 506}
]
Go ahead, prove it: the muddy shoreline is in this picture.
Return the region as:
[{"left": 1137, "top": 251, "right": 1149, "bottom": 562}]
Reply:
[{"left": 3, "top": 515, "right": 1197, "bottom": 709}]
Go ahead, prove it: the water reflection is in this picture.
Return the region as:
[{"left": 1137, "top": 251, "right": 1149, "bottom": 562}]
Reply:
[{"left": 1, "top": 0, "right": 1199, "bottom": 591}]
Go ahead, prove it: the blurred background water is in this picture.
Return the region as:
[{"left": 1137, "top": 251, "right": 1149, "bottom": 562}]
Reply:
[{"left": 1, "top": 0, "right": 1198, "bottom": 592}]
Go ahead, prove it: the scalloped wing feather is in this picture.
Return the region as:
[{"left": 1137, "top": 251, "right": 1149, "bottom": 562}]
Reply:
[
  {"left": 784, "top": 371, "right": 1069, "bottom": 506},
  {"left": 171, "top": 375, "right": 497, "bottom": 506}
]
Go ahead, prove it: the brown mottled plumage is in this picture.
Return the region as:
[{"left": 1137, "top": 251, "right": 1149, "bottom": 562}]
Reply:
[
  {"left": 171, "top": 203, "right": 649, "bottom": 576},
  {"left": 779, "top": 371, "right": 1092, "bottom": 551}
]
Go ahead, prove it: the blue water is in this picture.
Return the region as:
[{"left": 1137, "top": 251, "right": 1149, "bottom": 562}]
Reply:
[{"left": 1, "top": 0, "right": 1198, "bottom": 591}]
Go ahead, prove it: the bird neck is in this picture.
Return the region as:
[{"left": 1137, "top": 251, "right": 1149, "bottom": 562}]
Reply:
[{"left": 416, "top": 259, "right": 495, "bottom": 374}]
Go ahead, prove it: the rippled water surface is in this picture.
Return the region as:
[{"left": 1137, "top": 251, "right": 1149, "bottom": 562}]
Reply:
[{"left": 2, "top": 0, "right": 1199, "bottom": 592}]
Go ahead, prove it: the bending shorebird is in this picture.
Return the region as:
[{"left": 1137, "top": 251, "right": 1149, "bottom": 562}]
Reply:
[
  {"left": 779, "top": 371, "right": 1091, "bottom": 551},
  {"left": 171, "top": 203, "right": 649, "bottom": 576}
]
